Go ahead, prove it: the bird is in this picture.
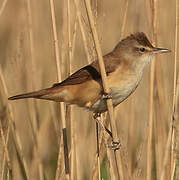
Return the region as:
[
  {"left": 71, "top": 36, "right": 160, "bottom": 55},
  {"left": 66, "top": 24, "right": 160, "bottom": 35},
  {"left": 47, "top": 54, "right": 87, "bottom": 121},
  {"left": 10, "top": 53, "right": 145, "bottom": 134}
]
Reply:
[
  {"left": 8, "top": 32, "right": 170, "bottom": 110},
  {"left": 8, "top": 32, "right": 170, "bottom": 148}
]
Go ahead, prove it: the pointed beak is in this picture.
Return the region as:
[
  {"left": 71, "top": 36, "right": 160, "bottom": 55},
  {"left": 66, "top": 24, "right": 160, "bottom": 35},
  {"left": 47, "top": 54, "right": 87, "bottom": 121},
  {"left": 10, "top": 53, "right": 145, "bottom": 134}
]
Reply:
[{"left": 151, "top": 47, "right": 171, "bottom": 54}]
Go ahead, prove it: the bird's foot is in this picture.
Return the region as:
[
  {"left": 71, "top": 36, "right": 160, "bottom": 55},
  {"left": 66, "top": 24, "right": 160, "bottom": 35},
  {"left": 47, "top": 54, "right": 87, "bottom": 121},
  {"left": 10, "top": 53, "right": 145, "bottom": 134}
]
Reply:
[
  {"left": 93, "top": 112, "right": 121, "bottom": 151},
  {"left": 108, "top": 139, "right": 121, "bottom": 151},
  {"left": 93, "top": 112, "right": 101, "bottom": 119},
  {"left": 102, "top": 91, "right": 112, "bottom": 100}
]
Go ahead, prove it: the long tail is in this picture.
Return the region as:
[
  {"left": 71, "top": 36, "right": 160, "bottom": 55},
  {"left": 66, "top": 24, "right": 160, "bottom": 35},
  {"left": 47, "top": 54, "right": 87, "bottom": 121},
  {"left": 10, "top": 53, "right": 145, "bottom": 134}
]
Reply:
[{"left": 8, "top": 88, "right": 51, "bottom": 100}]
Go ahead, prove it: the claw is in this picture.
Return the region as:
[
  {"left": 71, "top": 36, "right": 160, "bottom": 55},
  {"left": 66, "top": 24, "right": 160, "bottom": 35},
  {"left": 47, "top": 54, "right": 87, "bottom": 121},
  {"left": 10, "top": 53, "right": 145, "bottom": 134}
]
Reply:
[
  {"left": 93, "top": 112, "right": 101, "bottom": 119},
  {"left": 93, "top": 112, "right": 121, "bottom": 151},
  {"left": 108, "top": 139, "right": 121, "bottom": 151},
  {"left": 102, "top": 91, "right": 112, "bottom": 100}
]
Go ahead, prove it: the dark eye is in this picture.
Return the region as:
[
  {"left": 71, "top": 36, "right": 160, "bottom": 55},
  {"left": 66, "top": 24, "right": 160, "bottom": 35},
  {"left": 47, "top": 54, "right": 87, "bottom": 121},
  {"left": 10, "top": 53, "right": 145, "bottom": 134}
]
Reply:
[{"left": 139, "top": 47, "right": 145, "bottom": 52}]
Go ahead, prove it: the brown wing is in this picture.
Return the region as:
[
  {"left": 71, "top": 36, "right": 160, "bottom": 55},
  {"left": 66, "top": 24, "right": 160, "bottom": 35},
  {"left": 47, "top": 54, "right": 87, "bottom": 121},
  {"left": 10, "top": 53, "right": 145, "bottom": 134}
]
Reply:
[{"left": 52, "top": 53, "right": 120, "bottom": 87}]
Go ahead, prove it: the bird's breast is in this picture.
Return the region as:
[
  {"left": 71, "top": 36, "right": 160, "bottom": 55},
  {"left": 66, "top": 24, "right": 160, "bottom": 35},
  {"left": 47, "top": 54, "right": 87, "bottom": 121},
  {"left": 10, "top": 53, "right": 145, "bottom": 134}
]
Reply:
[{"left": 89, "top": 67, "right": 142, "bottom": 113}]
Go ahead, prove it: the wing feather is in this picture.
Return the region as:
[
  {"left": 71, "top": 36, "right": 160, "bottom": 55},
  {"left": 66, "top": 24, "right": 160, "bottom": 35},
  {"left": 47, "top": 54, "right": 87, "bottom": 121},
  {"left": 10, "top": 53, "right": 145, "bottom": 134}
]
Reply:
[{"left": 52, "top": 53, "right": 120, "bottom": 87}]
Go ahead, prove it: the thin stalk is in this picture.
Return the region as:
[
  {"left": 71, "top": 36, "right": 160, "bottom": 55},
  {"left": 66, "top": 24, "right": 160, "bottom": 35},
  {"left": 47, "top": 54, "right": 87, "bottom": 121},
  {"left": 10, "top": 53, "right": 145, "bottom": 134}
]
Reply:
[
  {"left": 147, "top": 0, "right": 157, "bottom": 179},
  {"left": 1, "top": 125, "right": 10, "bottom": 180},
  {"left": 132, "top": 120, "right": 148, "bottom": 179},
  {"left": 73, "top": 1, "right": 103, "bottom": 179},
  {"left": 69, "top": 106, "right": 76, "bottom": 180},
  {"left": 0, "top": 67, "right": 30, "bottom": 179},
  {"left": 171, "top": 0, "right": 178, "bottom": 178},
  {"left": 67, "top": 0, "right": 77, "bottom": 179},
  {"left": 128, "top": 97, "right": 135, "bottom": 177},
  {"left": 147, "top": 60, "right": 155, "bottom": 180},
  {"left": 0, "top": 0, "right": 23, "bottom": 179},
  {"left": 60, "top": 150, "right": 72, "bottom": 178},
  {"left": 0, "top": 119, "right": 12, "bottom": 179},
  {"left": 92, "top": 0, "right": 130, "bottom": 176},
  {"left": 49, "top": 0, "right": 69, "bottom": 179},
  {"left": 171, "top": 130, "right": 176, "bottom": 180},
  {"left": 71, "top": 1, "right": 93, "bottom": 178},
  {"left": 84, "top": 0, "right": 123, "bottom": 179},
  {"left": 26, "top": 0, "right": 44, "bottom": 178},
  {"left": 154, "top": 96, "right": 165, "bottom": 179},
  {"left": 74, "top": 0, "right": 91, "bottom": 63},
  {"left": 93, "top": 1, "right": 102, "bottom": 179},
  {"left": 26, "top": 0, "right": 38, "bottom": 133},
  {"left": 120, "top": 0, "right": 129, "bottom": 38},
  {"left": 161, "top": 0, "right": 178, "bottom": 179},
  {"left": 172, "top": 74, "right": 179, "bottom": 179},
  {"left": 91, "top": 114, "right": 107, "bottom": 180},
  {"left": 96, "top": 122, "right": 101, "bottom": 180},
  {"left": 70, "top": 20, "right": 78, "bottom": 179},
  {"left": 145, "top": 0, "right": 165, "bottom": 179}
]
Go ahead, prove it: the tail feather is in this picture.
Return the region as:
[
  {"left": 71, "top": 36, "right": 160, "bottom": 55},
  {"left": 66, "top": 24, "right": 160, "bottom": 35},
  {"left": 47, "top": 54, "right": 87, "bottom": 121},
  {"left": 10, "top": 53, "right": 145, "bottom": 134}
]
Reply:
[{"left": 8, "top": 89, "right": 49, "bottom": 100}]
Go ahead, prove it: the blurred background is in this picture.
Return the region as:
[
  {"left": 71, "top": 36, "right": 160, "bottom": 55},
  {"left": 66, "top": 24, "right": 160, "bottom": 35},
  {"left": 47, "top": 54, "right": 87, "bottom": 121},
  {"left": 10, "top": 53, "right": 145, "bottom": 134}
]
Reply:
[{"left": 0, "top": 0, "right": 178, "bottom": 179}]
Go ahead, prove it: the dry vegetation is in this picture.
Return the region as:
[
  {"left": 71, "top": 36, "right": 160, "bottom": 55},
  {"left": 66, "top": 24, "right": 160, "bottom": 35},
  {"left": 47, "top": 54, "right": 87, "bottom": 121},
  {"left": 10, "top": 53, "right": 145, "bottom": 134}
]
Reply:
[{"left": 0, "top": 0, "right": 178, "bottom": 179}]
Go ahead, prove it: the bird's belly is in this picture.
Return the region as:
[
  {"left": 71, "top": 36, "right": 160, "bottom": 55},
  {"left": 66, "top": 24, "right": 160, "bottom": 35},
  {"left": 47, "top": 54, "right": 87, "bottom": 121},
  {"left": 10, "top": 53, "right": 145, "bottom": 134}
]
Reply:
[{"left": 89, "top": 81, "right": 138, "bottom": 113}]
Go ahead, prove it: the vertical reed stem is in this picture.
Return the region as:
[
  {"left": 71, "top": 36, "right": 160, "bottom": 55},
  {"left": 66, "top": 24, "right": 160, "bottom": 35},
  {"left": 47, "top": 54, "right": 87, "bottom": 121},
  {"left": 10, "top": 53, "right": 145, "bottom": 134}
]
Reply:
[
  {"left": 0, "top": 68, "right": 30, "bottom": 179},
  {"left": 1, "top": 126, "right": 10, "bottom": 180},
  {"left": 74, "top": 0, "right": 91, "bottom": 63},
  {"left": 26, "top": 0, "right": 44, "bottom": 178},
  {"left": 160, "top": 0, "right": 178, "bottom": 179},
  {"left": 49, "top": 0, "right": 69, "bottom": 179},
  {"left": 67, "top": 0, "right": 77, "bottom": 179},
  {"left": 96, "top": 122, "right": 101, "bottom": 180},
  {"left": 170, "top": 0, "right": 178, "bottom": 178},
  {"left": 147, "top": 0, "right": 157, "bottom": 179},
  {"left": 0, "top": 119, "right": 12, "bottom": 179},
  {"left": 84, "top": 0, "right": 124, "bottom": 179}
]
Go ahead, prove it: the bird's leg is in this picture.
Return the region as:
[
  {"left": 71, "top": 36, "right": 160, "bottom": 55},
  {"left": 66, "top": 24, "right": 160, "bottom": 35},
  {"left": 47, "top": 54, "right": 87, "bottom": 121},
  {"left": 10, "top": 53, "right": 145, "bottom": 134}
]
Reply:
[
  {"left": 93, "top": 113, "right": 113, "bottom": 138},
  {"left": 93, "top": 113, "right": 121, "bottom": 150},
  {"left": 93, "top": 113, "right": 110, "bottom": 148},
  {"left": 109, "top": 139, "right": 121, "bottom": 151}
]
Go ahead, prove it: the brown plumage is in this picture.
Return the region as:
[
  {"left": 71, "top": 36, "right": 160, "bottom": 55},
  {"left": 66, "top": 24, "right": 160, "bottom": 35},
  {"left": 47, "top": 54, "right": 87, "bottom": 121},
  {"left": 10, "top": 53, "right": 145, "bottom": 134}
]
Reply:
[{"left": 8, "top": 32, "right": 170, "bottom": 113}]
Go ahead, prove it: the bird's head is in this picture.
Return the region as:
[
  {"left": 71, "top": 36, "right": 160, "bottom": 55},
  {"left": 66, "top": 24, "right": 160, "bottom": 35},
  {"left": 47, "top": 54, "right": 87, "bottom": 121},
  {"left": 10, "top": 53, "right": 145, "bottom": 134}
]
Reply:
[{"left": 116, "top": 32, "right": 170, "bottom": 67}]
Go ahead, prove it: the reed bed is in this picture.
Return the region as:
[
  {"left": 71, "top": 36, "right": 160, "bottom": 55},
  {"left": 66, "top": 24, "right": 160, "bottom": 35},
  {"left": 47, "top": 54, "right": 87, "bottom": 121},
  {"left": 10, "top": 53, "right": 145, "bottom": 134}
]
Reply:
[{"left": 0, "top": 0, "right": 178, "bottom": 179}]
